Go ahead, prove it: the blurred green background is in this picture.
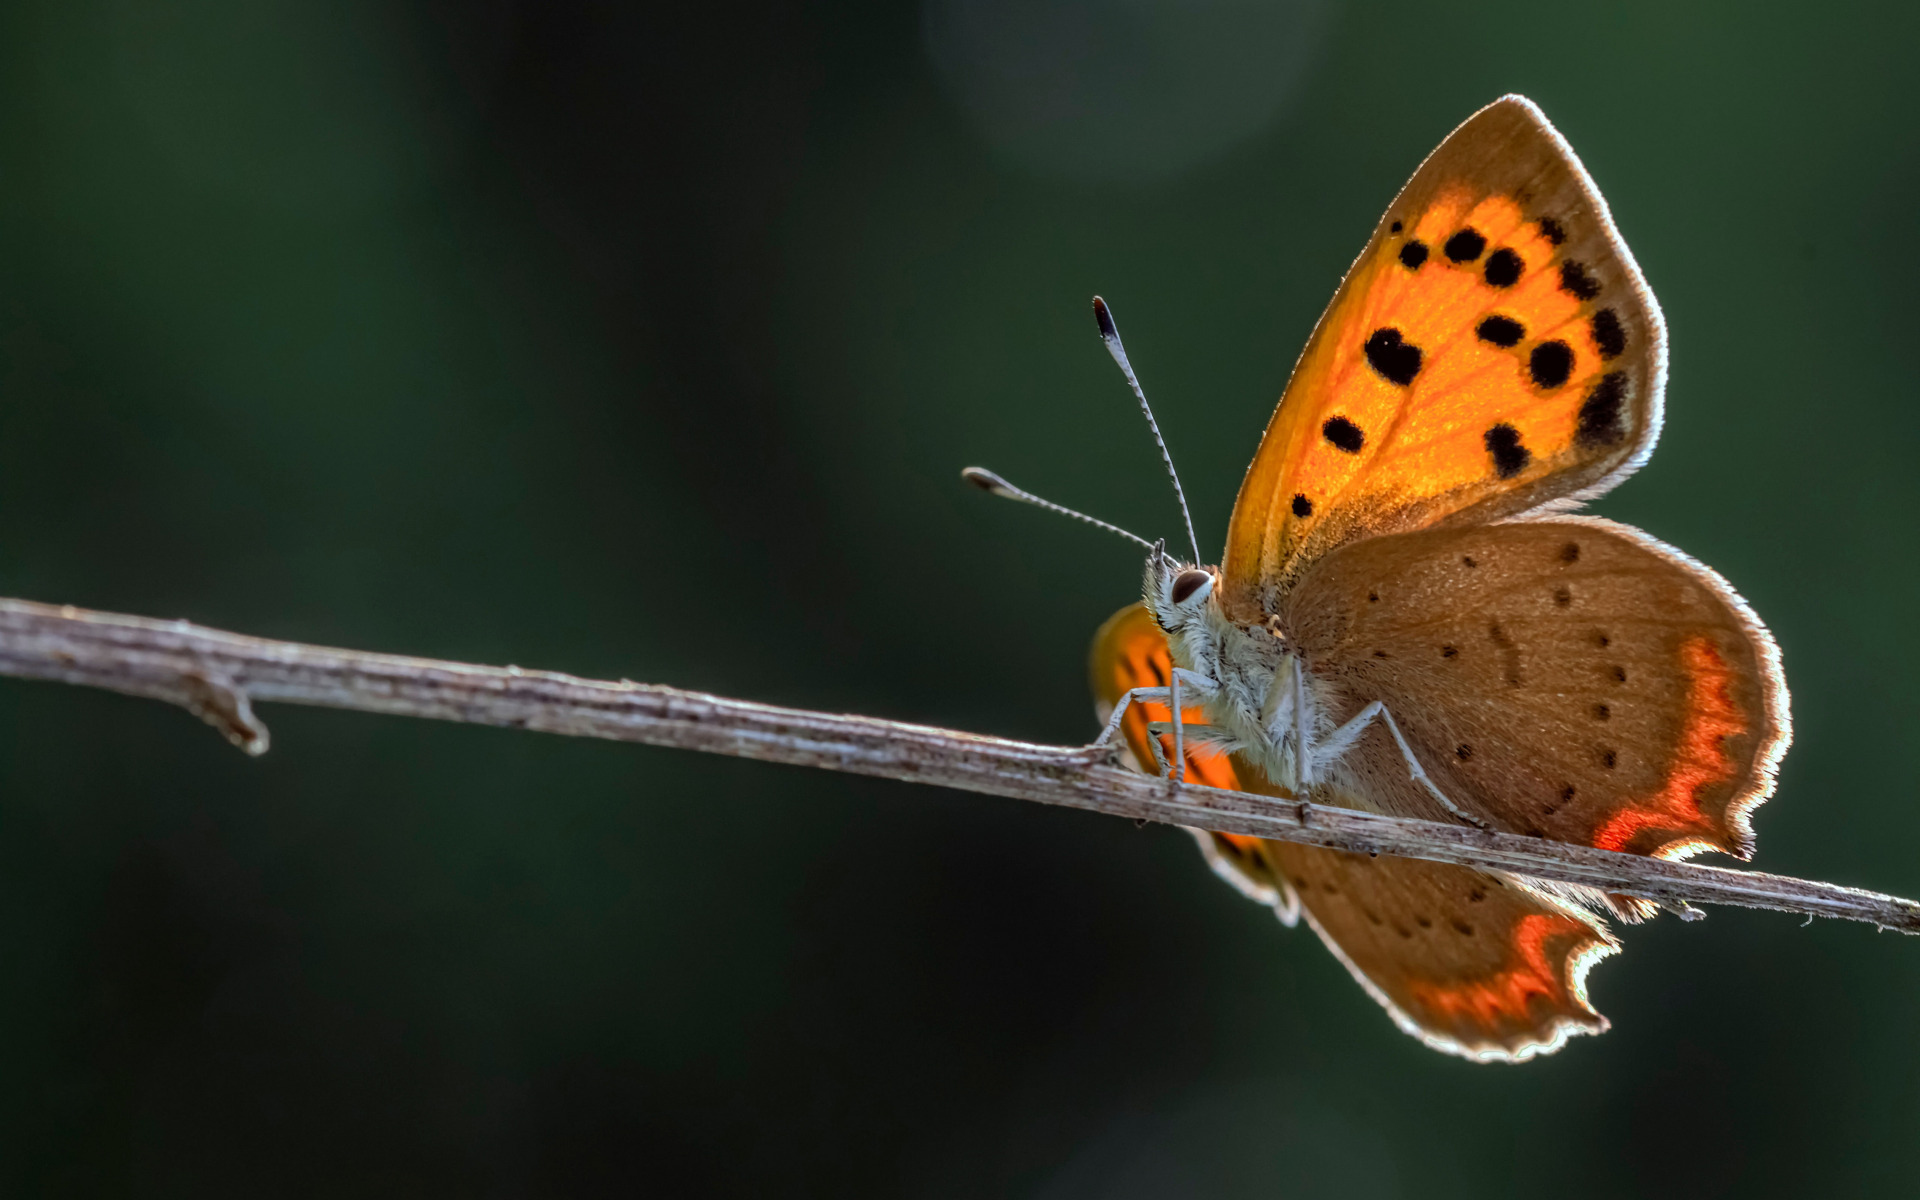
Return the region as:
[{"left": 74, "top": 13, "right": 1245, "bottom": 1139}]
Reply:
[{"left": 0, "top": 0, "right": 1914, "bottom": 1194}]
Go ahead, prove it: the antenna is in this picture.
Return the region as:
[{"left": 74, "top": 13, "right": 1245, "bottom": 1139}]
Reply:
[
  {"left": 960, "top": 467, "right": 1159, "bottom": 554},
  {"left": 1091, "top": 296, "right": 1202, "bottom": 565}
]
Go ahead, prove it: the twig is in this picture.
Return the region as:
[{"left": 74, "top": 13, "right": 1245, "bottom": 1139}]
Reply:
[{"left": 0, "top": 597, "right": 1911, "bottom": 933}]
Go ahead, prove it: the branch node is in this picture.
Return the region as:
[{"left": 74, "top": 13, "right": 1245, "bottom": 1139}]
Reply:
[
  {"left": 181, "top": 671, "right": 270, "bottom": 756},
  {"left": 1661, "top": 899, "right": 1707, "bottom": 922}
]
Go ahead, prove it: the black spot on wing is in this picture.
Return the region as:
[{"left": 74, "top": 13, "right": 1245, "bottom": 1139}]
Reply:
[
  {"left": 1291, "top": 493, "right": 1313, "bottom": 517},
  {"left": 1591, "top": 308, "right": 1626, "bottom": 359},
  {"left": 1363, "top": 328, "right": 1422, "bottom": 385},
  {"left": 1399, "top": 240, "right": 1428, "bottom": 269},
  {"left": 1484, "top": 248, "right": 1523, "bottom": 287},
  {"left": 1560, "top": 261, "right": 1602, "bottom": 300},
  {"left": 1476, "top": 315, "right": 1524, "bottom": 347},
  {"left": 1538, "top": 217, "right": 1567, "bottom": 245},
  {"left": 1322, "top": 416, "right": 1365, "bottom": 453},
  {"left": 1575, "top": 371, "right": 1628, "bottom": 447},
  {"left": 1529, "top": 341, "right": 1574, "bottom": 388},
  {"left": 1484, "top": 423, "right": 1531, "bottom": 479},
  {"left": 1444, "top": 228, "right": 1486, "bottom": 262},
  {"left": 1389, "top": 220, "right": 1403, "bottom": 233}
]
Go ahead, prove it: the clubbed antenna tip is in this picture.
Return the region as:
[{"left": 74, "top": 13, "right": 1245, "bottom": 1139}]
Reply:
[
  {"left": 960, "top": 466, "right": 1014, "bottom": 496},
  {"left": 1088, "top": 295, "right": 1202, "bottom": 565},
  {"left": 958, "top": 466, "right": 1157, "bottom": 552}
]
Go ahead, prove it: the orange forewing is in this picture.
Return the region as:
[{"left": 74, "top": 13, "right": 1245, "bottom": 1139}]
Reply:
[
  {"left": 1090, "top": 602, "right": 1617, "bottom": 1060},
  {"left": 1222, "top": 96, "right": 1665, "bottom": 618}
]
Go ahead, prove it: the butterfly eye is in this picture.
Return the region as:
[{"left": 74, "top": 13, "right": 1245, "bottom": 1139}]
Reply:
[{"left": 1171, "top": 569, "right": 1214, "bottom": 606}]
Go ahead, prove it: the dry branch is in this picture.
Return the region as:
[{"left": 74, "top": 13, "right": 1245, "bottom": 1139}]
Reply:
[{"left": 0, "top": 597, "right": 1911, "bottom": 932}]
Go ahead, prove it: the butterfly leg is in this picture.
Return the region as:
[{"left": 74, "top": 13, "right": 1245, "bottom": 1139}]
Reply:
[
  {"left": 1094, "top": 686, "right": 1162, "bottom": 751},
  {"left": 1292, "top": 657, "right": 1315, "bottom": 788},
  {"left": 1168, "top": 668, "right": 1190, "bottom": 781},
  {"left": 1261, "top": 678, "right": 1296, "bottom": 758},
  {"left": 1145, "top": 722, "right": 1228, "bottom": 775},
  {"left": 1309, "top": 701, "right": 1489, "bottom": 829},
  {"left": 1092, "top": 671, "right": 1218, "bottom": 751}
]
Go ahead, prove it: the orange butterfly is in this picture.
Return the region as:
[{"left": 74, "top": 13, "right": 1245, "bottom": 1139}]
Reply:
[{"left": 972, "top": 96, "right": 1790, "bottom": 1061}]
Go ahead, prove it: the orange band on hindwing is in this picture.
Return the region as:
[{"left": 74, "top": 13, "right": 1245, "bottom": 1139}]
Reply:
[{"left": 1592, "top": 637, "right": 1749, "bottom": 857}]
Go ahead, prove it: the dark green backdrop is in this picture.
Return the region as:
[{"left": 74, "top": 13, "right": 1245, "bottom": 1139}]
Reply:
[{"left": 0, "top": 1, "right": 1913, "bottom": 1195}]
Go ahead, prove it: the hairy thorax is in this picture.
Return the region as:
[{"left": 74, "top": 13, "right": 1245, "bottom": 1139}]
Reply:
[{"left": 1154, "top": 571, "right": 1316, "bottom": 793}]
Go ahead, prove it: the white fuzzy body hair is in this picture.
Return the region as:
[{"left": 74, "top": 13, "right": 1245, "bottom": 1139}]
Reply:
[{"left": 1142, "top": 552, "right": 1322, "bottom": 792}]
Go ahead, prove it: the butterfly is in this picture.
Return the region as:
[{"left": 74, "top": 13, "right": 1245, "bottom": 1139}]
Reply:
[{"left": 972, "top": 95, "right": 1791, "bottom": 1061}]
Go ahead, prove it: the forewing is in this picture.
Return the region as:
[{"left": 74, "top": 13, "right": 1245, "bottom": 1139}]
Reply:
[
  {"left": 1221, "top": 95, "right": 1665, "bottom": 619},
  {"left": 1091, "top": 601, "right": 1618, "bottom": 1060},
  {"left": 1282, "top": 518, "right": 1791, "bottom": 861}
]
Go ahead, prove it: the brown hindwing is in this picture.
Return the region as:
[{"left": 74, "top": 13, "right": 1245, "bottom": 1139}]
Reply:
[
  {"left": 1258, "top": 835, "right": 1614, "bottom": 1062},
  {"left": 1281, "top": 517, "right": 1789, "bottom": 860}
]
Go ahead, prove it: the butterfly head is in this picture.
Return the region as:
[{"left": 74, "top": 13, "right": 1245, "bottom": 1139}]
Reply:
[{"left": 1143, "top": 543, "right": 1220, "bottom": 637}]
